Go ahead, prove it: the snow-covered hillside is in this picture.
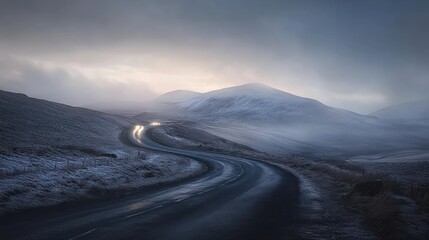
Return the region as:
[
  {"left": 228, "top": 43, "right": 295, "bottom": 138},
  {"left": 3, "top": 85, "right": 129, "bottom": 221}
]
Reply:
[{"left": 137, "top": 83, "right": 429, "bottom": 156}]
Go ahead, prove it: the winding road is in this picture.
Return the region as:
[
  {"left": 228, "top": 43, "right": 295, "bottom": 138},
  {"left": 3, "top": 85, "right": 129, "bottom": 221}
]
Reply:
[{"left": 0, "top": 124, "right": 301, "bottom": 240}]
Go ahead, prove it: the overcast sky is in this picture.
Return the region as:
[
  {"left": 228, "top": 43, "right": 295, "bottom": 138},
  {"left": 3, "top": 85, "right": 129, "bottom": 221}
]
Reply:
[{"left": 0, "top": 0, "right": 428, "bottom": 113}]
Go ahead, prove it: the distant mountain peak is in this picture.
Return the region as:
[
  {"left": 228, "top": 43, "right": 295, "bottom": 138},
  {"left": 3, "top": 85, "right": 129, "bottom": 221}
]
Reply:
[
  {"left": 155, "top": 89, "right": 201, "bottom": 103},
  {"left": 221, "top": 82, "right": 276, "bottom": 91},
  {"left": 202, "top": 82, "right": 296, "bottom": 99},
  {"left": 238, "top": 82, "right": 272, "bottom": 89},
  {"left": 163, "top": 89, "right": 200, "bottom": 95}
]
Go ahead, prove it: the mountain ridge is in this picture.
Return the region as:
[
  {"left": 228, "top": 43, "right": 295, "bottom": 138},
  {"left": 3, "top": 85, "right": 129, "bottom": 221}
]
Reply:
[
  {"left": 151, "top": 83, "right": 373, "bottom": 125},
  {"left": 155, "top": 89, "right": 201, "bottom": 103}
]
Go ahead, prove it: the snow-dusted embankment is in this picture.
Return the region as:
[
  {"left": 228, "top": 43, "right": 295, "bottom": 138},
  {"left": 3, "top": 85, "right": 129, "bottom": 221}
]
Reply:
[{"left": 0, "top": 153, "right": 205, "bottom": 214}]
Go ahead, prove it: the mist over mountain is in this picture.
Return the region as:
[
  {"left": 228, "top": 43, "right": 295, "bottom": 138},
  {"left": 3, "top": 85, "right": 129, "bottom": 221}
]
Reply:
[
  {"left": 9, "top": 81, "right": 426, "bottom": 157},
  {"left": 85, "top": 90, "right": 201, "bottom": 116},
  {"left": 372, "top": 99, "right": 429, "bottom": 121},
  {"left": 155, "top": 90, "right": 202, "bottom": 103},
  {"left": 149, "top": 83, "right": 375, "bottom": 126},
  {"left": 1, "top": 1, "right": 428, "bottom": 238},
  {"left": 139, "top": 83, "right": 429, "bottom": 156},
  {"left": 83, "top": 100, "right": 149, "bottom": 116}
]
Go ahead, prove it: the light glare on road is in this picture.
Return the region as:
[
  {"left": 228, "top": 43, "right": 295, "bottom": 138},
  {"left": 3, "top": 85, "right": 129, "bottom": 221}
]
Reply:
[{"left": 133, "top": 125, "right": 144, "bottom": 139}]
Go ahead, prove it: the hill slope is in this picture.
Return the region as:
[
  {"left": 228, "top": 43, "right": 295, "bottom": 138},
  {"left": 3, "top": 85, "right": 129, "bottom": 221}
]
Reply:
[
  {"left": 0, "top": 90, "right": 205, "bottom": 213},
  {"left": 0, "top": 90, "right": 131, "bottom": 149}
]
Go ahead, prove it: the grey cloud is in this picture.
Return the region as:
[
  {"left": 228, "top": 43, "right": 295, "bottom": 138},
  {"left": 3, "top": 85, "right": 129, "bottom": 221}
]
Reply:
[
  {"left": 0, "top": 57, "right": 156, "bottom": 106},
  {"left": 0, "top": 0, "right": 428, "bottom": 113}
]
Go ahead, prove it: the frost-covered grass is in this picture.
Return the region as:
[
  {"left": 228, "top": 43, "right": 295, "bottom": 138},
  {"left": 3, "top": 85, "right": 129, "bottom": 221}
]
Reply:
[
  {"left": 283, "top": 157, "right": 428, "bottom": 239},
  {"left": 0, "top": 91, "right": 207, "bottom": 214},
  {"left": 0, "top": 146, "right": 126, "bottom": 177},
  {"left": 0, "top": 148, "right": 205, "bottom": 214},
  {"left": 353, "top": 159, "right": 429, "bottom": 214},
  {"left": 346, "top": 193, "right": 401, "bottom": 239},
  {"left": 409, "top": 184, "right": 429, "bottom": 212},
  {"left": 146, "top": 124, "right": 263, "bottom": 159}
]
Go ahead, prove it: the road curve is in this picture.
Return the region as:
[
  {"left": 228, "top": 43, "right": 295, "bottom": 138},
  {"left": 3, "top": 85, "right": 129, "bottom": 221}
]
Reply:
[{"left": 0, "top": 125, "right": 301, "bottom": 240}]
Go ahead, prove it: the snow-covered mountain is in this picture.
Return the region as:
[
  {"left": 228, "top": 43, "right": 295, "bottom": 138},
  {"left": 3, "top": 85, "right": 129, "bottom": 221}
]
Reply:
[
  {"left": 154, "top": 83, "right": 374, "bottom": 125},
  {"left": 372, "top": 99, "right": 429, "bottom": 120},
  {"left": 138, "top": 83, "right": 429, "bottom": 156}
]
